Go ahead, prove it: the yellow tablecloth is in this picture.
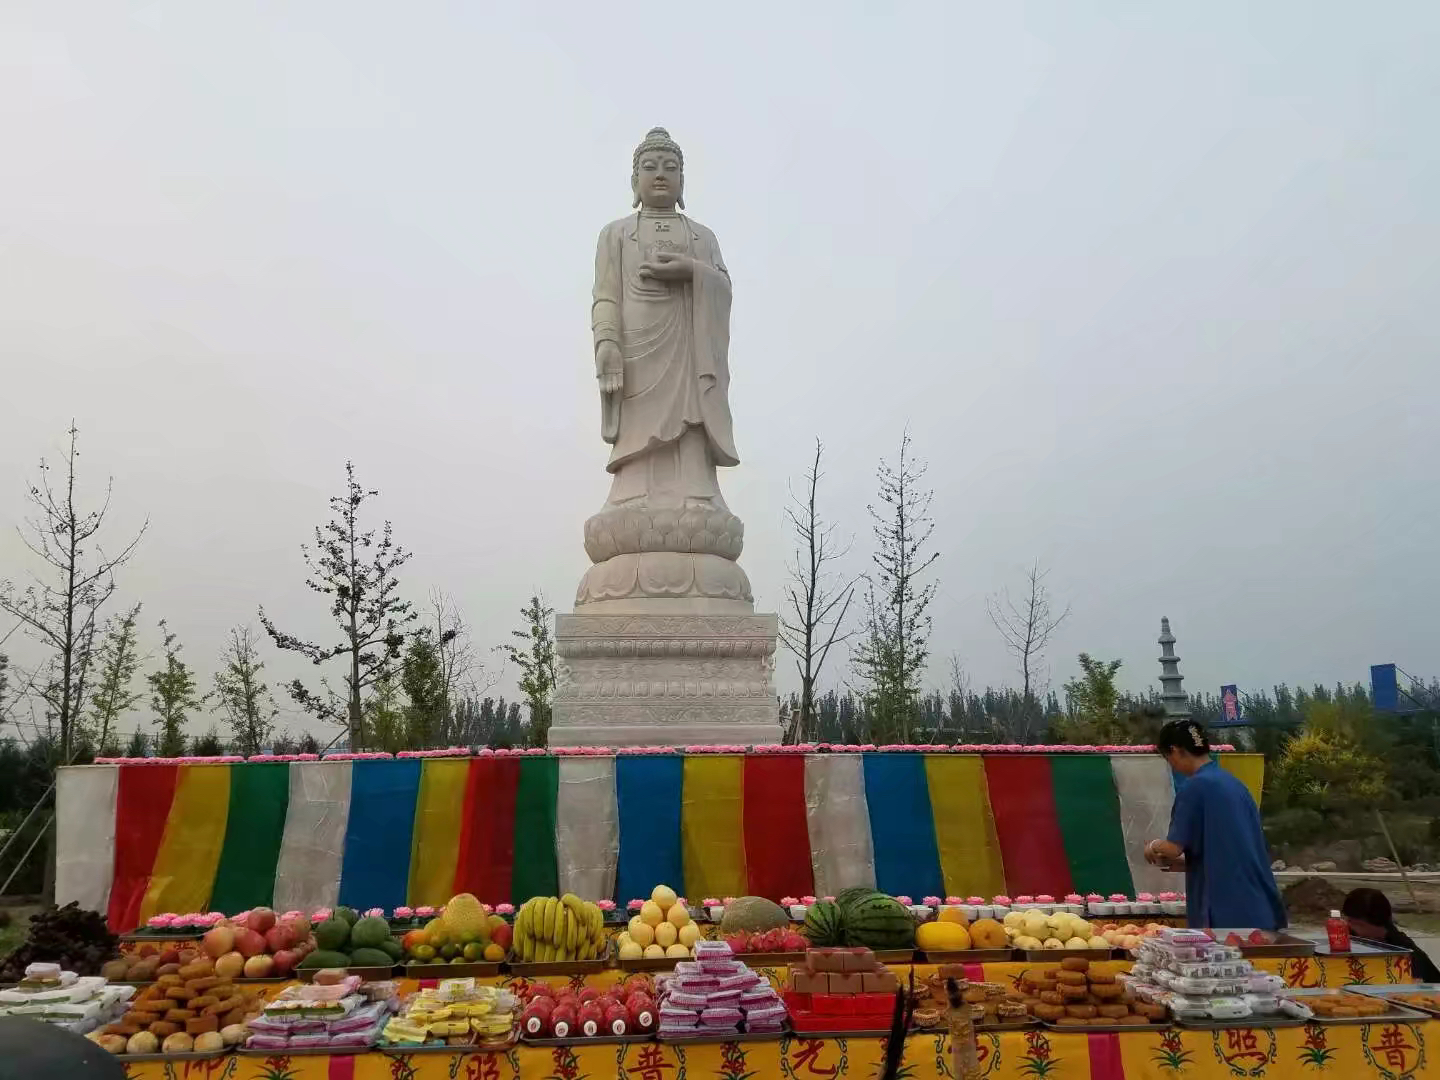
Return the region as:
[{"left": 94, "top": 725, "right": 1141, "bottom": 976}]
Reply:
[{"left": 117, "top": 1021, "right": 1437, "bottom": 1079}]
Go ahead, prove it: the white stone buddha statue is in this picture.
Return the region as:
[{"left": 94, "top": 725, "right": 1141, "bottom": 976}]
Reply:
[{"left": 578, "top": 128, "right": 752, "bottom": 613}]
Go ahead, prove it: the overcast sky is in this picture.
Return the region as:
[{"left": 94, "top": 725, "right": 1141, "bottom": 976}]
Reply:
[{"left": 3, "top": 1, "right": 1437, "bottom": 741}]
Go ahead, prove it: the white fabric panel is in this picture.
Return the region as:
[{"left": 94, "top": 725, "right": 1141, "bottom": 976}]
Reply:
[
  {"left": 273, "top": 761, "right": 352, "bottom": 912},
  {"left": 555, "top": 757, "right": 619, "bottom": 902},
  {"left": 1112, "top": 755, "right": 1177, "bottom": 896},
  {"left": 55, "top": 765, "right": 119, "bottom": 912},
  {"left": 804, "top": 754, "right": 876, "bottom": 897}
]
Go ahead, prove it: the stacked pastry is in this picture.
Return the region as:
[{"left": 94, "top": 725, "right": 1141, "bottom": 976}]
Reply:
[{"left": 656, "top": 941, "right": 785, "bottom": 1037}]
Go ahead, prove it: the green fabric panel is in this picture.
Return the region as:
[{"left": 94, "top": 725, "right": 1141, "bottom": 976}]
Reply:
[
  {"left": 209, "top": 763, "right": 290, "bottom": 913},
  {"left": 511, "top": 755, "right": 559, "bottom": 904},
  {"left": 1049, "top": 755, "right": 1135, "bottom": 898}
]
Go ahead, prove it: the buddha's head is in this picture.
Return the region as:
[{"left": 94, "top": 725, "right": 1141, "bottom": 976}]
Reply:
[{"left": 632, "top": 127, "right": 685, "bottom": 210}]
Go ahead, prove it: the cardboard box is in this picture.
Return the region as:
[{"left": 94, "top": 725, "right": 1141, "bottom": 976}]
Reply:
[
  {"left": 790, "top": 970, "right": 829, "bottom": 994},
  {"left": 809, "top": 950, "right": 846, "bottom": 972},
  {"left": 862, "top": 971, "right": 899, "bottom": 994},
  {"left": 828, "top": 973, "right": 864, "bottom": 995},
  {"left": 840, "top": 948, "right": 876, "bottom": 972}
]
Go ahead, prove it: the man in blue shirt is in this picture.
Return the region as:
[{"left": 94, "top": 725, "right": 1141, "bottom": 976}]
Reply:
[{"left": 1144, "top": 720, "right": 1287, "bottom": 930}]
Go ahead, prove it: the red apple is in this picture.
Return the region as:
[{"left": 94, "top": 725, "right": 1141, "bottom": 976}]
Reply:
[
  {"left": 248, "top": 907, "right": 277, "bottom": 935},
  {"left": 550, "top": 1003, "right": 576, "bottom": 1039},
  {"left": 603, "top": 1004, "right": 628, "bottom": 1035},
  {"left": 265, "top": 924, "right": 296, "bottom": 953},
  {"left": 243, "top": 954, "right": 275, "bottom": 979},
  {"left": 578, "top": 1001, "right": 603, "bottom": 1037},
  {"left": 201, "top": 927, "right": 236, "bottom": 959},
  {"left": 491, "top": 923, "right": 513, "bottom": 951},
  {"left": 271, "top": 949, "right": 299, "bottom": 977},
  {"left": 234, "top": 929, "right": 267, "bottom": 959}
]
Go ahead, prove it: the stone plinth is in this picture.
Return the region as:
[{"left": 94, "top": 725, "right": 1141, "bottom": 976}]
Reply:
[{"left": 548, "top": 612, "right": 782, "bottom": 747}]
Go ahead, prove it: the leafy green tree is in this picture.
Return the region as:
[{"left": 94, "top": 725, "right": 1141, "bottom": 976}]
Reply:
[
  {"left": 123, "top": 730, "right": 148, "bottom": 758},
  {"left": 1268, "top": 728, "right": 1389, "bottom": 815},
  {"left": 362, "top": 672, "right": 407, "bottom": 753},
  {"left": 852, "top": 433, "right": 939, "bottom": 744},
  {"left": 298, "top": 732, "right": 322, "bottom": 755},
  {"left": 500, "top": 595, "right": 557, "bottom": 748},
  {"left": 190, "top": 728, "right": 227, "bottom": 756},
  {"left": 260, "top": 462, "right": 419, "bottom": 749},
  {"left": 401, "top": 629, "right": 448, "bottom": 747},
  {"left": 213, "top": 625, "right": 279, "bottom": 756},
  {"left": 1057, "top": 654, "right": 1127, "bottom": 743},
  {"left": 146, "top": 621, "right": 209, "bottom": 757},
  {"left": 85, "top": 603, "right": 143, "bottom": 752}
]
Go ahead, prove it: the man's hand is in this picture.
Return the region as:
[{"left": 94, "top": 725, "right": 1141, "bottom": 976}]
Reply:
[
  {"left": 596, "top": 340, "right": 623, "bottom": 395},
  {"left": 639, "top": 251, "right": 694, "bottom": 281}
]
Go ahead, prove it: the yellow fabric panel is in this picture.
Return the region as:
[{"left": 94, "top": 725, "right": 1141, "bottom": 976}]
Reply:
[
  {"left": 407, "top": 758, "right": 470, "bottom": 908},
  {"left": 680, "top": 755, "right": 747, "bottom": 902},
  {"left": 1218, "top": 752, "right": 1266, "bottom": 806},
  {"left": 138, "top": 765, "right": 230, "bottom": 922},
  {"left": 924, "top": 754, "right": 1008, "bottom": 899}
]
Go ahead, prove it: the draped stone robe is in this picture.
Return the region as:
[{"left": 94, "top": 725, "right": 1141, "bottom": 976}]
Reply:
[{"left": 592, "top": 211, "right": 739, "bottom": 509}]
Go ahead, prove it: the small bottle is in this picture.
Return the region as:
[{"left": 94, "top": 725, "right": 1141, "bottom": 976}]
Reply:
[{"left": 1326, "top": 910, "right": 1351, "bottom": 952}]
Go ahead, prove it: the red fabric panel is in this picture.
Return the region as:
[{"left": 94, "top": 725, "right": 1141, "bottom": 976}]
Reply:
[
  {"left": 981, "top": 756, "right": 1074, "bottom": 896},
  {"left": 107, "top": 764, "right": 179, "bottom": 932},
  {"left": 453, "top": 757, "right": 519, "bottom": 905},
  {"left": 1087, "top": 1032, "right": 1125, "bottom": 1080},
  {"left": 742, "top": 755, "right": 814, "bottom": 900}
]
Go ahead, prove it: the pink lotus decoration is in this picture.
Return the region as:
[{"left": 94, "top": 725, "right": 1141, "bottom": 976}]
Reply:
[
  {"left": 628, "top": 899, "right": 643, "bottom": 911},
  {"left": 923, "top": 896, "right": 942, "bottom": 907},
  {"left": 147, "top": 914, "right": 176, "bottom": 929},
  {"left": 801, "top": 896, "right": 816, "bottom": 906},
  {"left": 282, "top": 910, "right": 304, "bottom": 922},
  {"left": 1108, "top": 893, "right": 1128, "bottom": 903},
  {"left": 945, "top": 896, "right": 961, "bottom": 905},
  {"left": 495, "top": 903, "right": 515, "bottom": 915},
  {"left": 1015, "top": 895, "right": 1034, "bottom": 906},
  {"left": 597, "top": 900, "right": 616, "bottom": 912},
  {"left": 1064, "top": 894, "right": 1083, "bottom": 906},
  {"left": 896, "top": 896, "right": 913, "bottom": 906},
  {"left": 780, "top": 896, "right": 799, "bottom": 906},
  {"left": 393, "top": 906, "right": 413, "bottom": 919},
  {"left": 965, "top": 896, "right": 984, "bottom": 905},
  {"left": 1035, "top": 894, "right": 1055, "bottom": 904},
  {"left": 415, "top": 906, "right": 436, "bottom": 917},
  {"left": 364, "top": 907, "right": 384, "bottom": 918},
  {"left": 703, "top": 898, "right": 720, "bottom": 907},
  {"left": 311, "top": 908, "right": 333, "bottom": 923},
  {"left": 992, "top": 896, "right": 1011, "bottom": 906}
]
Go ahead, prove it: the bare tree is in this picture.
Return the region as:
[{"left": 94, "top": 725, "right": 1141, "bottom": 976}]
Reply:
[
  {"left": 260, "top": 462, "right": 418, "bottom": 749},
  {"left": 986, "top": 560, "right": 1070, "bottom": 739},
  {"left": 213, "top": 625, "right": 280, "bottom": 755},
  {"left": 0, "top": 425, "right": 147, "bottom": 760},
  {"left": 851, "top": 432, "right": 940, "bottom": 744},
  {"left": 426, "top": 589, "right": 495, "bottom": 745},
  {"left": 779, "top": 440, "right": 857, "bottom": 743}
]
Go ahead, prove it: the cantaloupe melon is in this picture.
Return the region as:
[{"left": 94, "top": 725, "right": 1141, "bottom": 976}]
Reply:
[
  {"left": 917, "top": 921, "right": 972, "bottom": 951},
  {"left": 937, "top": 907, "right": 969, "bottom": 927},
  {"left": 967, "top": 917, "right": 1008, "bottom": 949}
]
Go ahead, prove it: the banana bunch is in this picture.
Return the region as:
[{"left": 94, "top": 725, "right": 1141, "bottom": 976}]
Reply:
[{"left": 512, "top": 894, "right": 606, "bottom": 963}]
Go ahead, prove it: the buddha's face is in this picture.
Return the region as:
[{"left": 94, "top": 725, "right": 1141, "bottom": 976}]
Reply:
[{"left": 634, "top": 151, "right": 683, "bottom": 210}]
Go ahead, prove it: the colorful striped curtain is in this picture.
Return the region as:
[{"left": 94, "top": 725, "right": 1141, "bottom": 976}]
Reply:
[{"left": 59, "top": 750, "right": 1264, "bottom": 930}]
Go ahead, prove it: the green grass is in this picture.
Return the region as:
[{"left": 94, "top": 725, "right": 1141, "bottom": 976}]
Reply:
[{"left": 0, "top": 907, "right": 36, "bottom": 961}]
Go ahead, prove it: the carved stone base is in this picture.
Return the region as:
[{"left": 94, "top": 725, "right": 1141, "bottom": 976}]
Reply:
[
  {"left": 548, "top": 613, "right": 783, "bottom": 747},
  {"left": 576, "top": 552, "right": 753, "bottom": 611}
]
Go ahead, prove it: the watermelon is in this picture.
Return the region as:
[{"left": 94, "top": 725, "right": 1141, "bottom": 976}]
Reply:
[
  {"left": 802, "top": 901, "right": 844, "bottom": 947},
  {"left": 834, "top": 887, "right": 875, "bottom": 910},
  {"left": 839, "top": 892, "right": 916, "bottom": 950}
]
